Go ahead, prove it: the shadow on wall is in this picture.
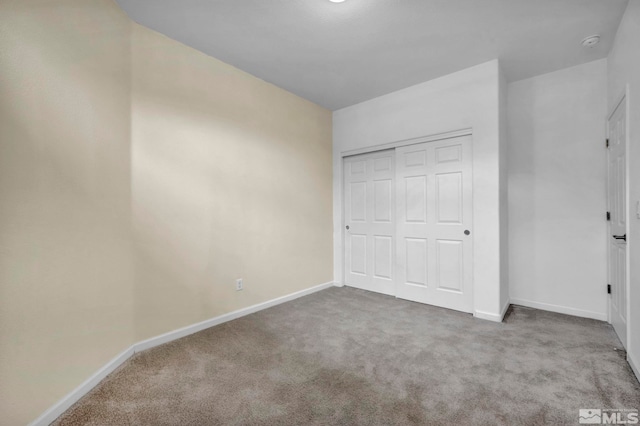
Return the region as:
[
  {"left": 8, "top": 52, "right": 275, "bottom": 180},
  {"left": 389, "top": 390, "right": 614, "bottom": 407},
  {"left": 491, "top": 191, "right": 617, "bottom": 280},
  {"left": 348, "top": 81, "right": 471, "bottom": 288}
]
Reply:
[
  {"left": 130, "top": 25, "right": 333, "bottom": 341},
  {"left": 507, "top": 87, "right": 538, "bottom": 298}
]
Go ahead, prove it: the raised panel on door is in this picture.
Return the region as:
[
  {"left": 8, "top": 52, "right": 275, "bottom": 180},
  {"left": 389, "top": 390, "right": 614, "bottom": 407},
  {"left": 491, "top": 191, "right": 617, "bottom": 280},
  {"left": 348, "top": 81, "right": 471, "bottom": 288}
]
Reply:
[
  {"left": 436, "top": 172, "right": 462, "bottom": 224},
  {"left": 349, "top": 234, "right": 367, "bottom": 275},
  {"left": 405, "top": 176, "right": 427, "bottom": 223},
  {"left": 350, "top": 182, "right": 367, "bottom": 222},
  {"left": 616, "top": 156, "right": 625, "bottom": 229},
  {"left": 374, "top": 236, "right": 393, "bottom": 279},
  {"left": 405, "top": 238, "right": 428, "bottom": 287},
  {"left": 374, "top": 156, "right": 392, "bottom": 173},
  {"left": 374, "top": 179, "right": 392, "bottom": 223},
  {"left": 395, "top": 135, "right": 473, "bottom": 313},
  {"left": 404, "top": 149, "right": 427, "bottom": 167},
  {"left": 344, "top": 150, "right": 395, "bottom": 296},
  {"left": 436, "top": 239, "right": 463, "bottom": 293},
  {"left": 435, "top": 144, "right": 462, "bottom": 164},
  {"left": 344, "top": 159, "right": 370, "bottom": 290}
]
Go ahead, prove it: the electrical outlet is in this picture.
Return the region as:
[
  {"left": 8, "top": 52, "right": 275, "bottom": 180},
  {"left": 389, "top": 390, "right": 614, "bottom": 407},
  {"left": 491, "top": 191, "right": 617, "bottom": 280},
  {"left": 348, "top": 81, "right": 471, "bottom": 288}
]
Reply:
[{"left": 236, "top": 278, "right": 243, "bottom": 291}]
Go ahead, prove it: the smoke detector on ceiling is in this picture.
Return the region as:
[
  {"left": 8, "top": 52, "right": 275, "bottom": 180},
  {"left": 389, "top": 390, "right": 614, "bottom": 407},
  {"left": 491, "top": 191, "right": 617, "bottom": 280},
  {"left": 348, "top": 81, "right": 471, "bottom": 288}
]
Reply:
[{"left": 581, "top": 35, "right": 601, "bottom": 48}]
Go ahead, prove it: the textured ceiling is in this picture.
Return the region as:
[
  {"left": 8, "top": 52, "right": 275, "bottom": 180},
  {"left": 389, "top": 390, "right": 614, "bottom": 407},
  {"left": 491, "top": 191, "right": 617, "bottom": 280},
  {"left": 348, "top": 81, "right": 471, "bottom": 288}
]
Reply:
[{"left": 116, "top": 0, "right": 628, "bottom": 110}]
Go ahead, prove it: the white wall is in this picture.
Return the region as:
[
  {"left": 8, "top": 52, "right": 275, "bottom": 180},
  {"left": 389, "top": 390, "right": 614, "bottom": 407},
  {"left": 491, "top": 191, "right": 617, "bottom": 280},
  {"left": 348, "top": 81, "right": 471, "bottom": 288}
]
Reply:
[
  {"left": 333, "top": 60, "right": 507, "bottom": 320},
  {"left": 499, "top": 64, "right": 510, "bottom": 315},
  {"left": 508, "top": 59, "right": 608, "bottom": 320},
  {"left": 607, "top": 0, "right": 640, "bottom": 380}
]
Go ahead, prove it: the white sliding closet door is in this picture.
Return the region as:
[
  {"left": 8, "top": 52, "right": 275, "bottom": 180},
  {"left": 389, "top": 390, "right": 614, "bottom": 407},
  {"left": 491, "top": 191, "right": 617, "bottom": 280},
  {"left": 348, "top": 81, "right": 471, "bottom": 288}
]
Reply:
[
  {"left": 344, "top": 150, "right": 395, "bottom": 296},
  {"left": 395, "top": 136, "right": 473, "bottom": 313}
]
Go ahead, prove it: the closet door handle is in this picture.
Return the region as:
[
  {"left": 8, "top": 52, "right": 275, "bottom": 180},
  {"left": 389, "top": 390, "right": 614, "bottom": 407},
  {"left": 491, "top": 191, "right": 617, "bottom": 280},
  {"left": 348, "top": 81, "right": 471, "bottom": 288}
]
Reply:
[{"left": 613, "top": 234, "right": 626, "bottom": 241}]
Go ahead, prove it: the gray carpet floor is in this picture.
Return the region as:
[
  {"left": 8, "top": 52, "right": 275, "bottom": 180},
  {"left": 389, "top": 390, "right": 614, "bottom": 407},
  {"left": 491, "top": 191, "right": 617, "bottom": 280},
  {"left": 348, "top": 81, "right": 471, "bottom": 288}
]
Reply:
[{"left": 54, "top": 287, "right": 640, "bottom": 425}]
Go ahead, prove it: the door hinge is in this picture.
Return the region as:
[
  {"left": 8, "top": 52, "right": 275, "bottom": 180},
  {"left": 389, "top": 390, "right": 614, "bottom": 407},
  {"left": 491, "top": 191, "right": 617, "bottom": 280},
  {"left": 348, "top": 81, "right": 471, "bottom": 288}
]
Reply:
[
  {"left": 607, "top": 211, "right": 611, "bottom": 221},
  {"left": 607, "top": 284, "right": 611, "bottom": 294},
  {"left": 606, "top": 138, "right": 610, "bottom": 148}
]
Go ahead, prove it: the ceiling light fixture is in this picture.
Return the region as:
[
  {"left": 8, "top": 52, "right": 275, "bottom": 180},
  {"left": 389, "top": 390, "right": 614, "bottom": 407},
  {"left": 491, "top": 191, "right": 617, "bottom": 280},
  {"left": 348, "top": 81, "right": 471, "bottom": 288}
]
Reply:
[
  {"left": 581, "top": 35, "right": 601, "bottom": 48},
  {"left": 329, "top": 0, "right": 346, "bottom": 3}
]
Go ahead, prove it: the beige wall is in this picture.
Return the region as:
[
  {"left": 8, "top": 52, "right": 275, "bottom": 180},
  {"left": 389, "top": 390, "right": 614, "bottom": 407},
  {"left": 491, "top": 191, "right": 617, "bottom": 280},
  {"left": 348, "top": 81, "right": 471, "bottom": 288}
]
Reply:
[
  {"left": 130, "top": 25, "right": 333, "bottom": 341},
  {"left": 0, "top": 1, "right": 333, "bottom": 423},
  {"left": 0, "top": 1, "right": 134, "bottom": 424},
  {"left": 608, "top": 0, "right": 640, "bottom": 378}
]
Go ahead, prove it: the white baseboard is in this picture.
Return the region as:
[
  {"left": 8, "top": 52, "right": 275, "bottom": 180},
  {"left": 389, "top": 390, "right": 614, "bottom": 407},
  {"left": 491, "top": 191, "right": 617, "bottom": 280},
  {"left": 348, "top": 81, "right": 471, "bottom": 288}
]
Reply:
[
  {"left": 500, "top": 299, "right": 511, "bottom": 321},
  {"left": 628, "top": 351, "right": 640, "bottom": 385},
  {"left": 28, "top": 346, "right": 134, "bottom": 426},
  {"left": 510, "top": 298, "right": 607, "bottom": 321},
  {"left": 134, "top": 281, "right": 336, "bottom": 352},
  {"left": 473, "top": 300, "right": 510, "bottom": 323},
  {"left": 473, "top": 311, "right": 498, "bottom": 322},
  {"left": 29, "top": 281, "right": 336, "bottom": 426},
  {"left": 473, "top": 310, "right": 500, "bottom": 322}
]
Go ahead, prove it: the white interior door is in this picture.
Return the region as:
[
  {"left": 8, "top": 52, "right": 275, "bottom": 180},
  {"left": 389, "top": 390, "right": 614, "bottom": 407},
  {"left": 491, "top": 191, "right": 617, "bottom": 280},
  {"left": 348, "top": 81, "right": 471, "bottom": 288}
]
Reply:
[
  {"left": 395, "top": 136, "right": 473, "bottom": 313},
  {"left": 344, "top": 150, "right": 395, "bottom": 296},
  {"left": 608, "top": 97, "right": 627, "bottom": 348}
]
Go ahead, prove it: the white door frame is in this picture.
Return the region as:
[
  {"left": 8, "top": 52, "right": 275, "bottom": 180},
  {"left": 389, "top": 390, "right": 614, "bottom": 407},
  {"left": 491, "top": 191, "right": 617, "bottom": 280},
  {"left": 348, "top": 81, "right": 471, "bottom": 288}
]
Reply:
[
  {"left": 340, "top": 128, "right": 473, "bottom": 297},
  {"left": 606, "top": 86, "right": 630, "bottom": 349}
]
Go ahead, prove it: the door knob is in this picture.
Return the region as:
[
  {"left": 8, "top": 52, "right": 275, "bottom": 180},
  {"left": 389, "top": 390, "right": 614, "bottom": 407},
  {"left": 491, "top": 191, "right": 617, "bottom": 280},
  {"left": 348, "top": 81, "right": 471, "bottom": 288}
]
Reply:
[
  {"left": 346, "top": 225, "right": 350, "bottom": 230},
  {"left": 464, "top": 230, "right": 470, "bottom": 235},
  {"left": 613, "top": 234, "right": 626, "bottom": 241}
]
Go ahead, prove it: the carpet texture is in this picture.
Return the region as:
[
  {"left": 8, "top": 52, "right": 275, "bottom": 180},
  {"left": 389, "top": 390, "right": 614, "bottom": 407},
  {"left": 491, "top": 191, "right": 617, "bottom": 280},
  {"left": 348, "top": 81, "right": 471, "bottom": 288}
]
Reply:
[{"left": 53, "top": 287, "right": 640, "bottom": 425}]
